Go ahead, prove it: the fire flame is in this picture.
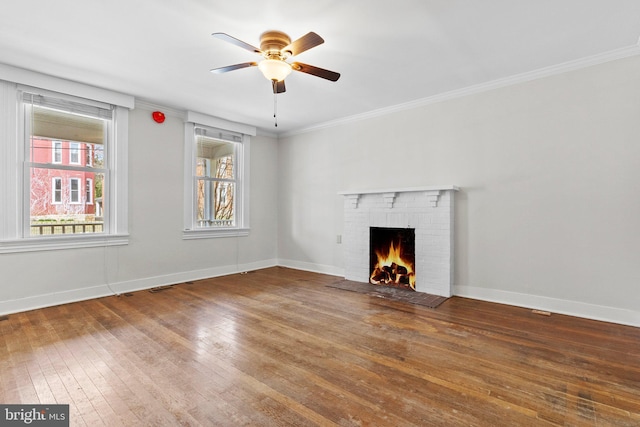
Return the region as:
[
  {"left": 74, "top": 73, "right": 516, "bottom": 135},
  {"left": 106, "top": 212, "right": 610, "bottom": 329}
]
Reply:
[{"left": 370, "top": 240, "right": 415, "bottom": 290}]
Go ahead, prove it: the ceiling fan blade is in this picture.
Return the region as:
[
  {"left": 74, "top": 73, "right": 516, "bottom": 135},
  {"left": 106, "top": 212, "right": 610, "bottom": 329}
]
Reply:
[
  {"left": 212, "top": 32, "right": 262, "bottom": 54},
  {"left": 291, "top": 62, "right": 340, "bottom": 82},
  {"left": 282, "top": 32, "right": 324, "bottom": 56},
  {"left": 210, "top": 62, "right": 258, "bottom": 73},
  {"left": 272, "top": 80, "right": 286, "bottom": 94}
]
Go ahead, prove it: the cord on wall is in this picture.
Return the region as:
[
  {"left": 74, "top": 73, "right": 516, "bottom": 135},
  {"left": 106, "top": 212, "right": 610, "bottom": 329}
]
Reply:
[{"left": 103, "top": 244, "right": 119, "bottom": 297}]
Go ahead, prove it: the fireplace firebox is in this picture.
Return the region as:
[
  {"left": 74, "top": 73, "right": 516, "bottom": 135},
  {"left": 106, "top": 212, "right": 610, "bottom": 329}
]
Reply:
[{"left": 369, "top": 227, "right": 416, "bottom": 290}]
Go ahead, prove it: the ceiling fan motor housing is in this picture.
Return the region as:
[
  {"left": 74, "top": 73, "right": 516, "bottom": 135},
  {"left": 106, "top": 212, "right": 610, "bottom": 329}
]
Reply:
[{"left": 260, "top": 31, "right": 292, "bottom": 58}]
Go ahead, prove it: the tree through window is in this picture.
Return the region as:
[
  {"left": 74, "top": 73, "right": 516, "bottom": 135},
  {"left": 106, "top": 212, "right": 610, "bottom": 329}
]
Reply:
[
  {"left": 183, "top": 114, "right": 250, "bottom": 239},
  {"left": 195, "top": 130, "right": 237, "bottom": 227}
]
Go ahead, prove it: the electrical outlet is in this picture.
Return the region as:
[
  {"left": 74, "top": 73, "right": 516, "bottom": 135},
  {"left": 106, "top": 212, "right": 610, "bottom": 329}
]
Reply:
[{"left": 336, "top": 234, "right": 342, "bottom": 244}]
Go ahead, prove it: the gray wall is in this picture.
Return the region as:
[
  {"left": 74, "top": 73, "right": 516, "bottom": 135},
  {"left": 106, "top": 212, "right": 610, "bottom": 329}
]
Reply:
[
  {"left": 277, "top": 56, "right": 640, "bottom": 326},
  {"left": 2, "top": 55, "right": 639, "bottom": 327},
  {"left": 0, "top": 103, "right": 279, "bottom": 313}
]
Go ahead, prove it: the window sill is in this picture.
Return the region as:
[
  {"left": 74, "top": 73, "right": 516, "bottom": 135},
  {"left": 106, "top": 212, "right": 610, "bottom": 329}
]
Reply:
[
  {"left": 0, "top": 234, "right": 129, "bottom": 254},
  {"left": 182, "top": 228, "right": 249, "bottom": 240}
]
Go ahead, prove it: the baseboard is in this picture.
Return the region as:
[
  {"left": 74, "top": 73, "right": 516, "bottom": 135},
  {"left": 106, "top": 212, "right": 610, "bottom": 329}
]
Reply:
[
  {"left": 0, "top": 258, "right": 278, "bottom": 317},
  {"left": 277, "top": 258, "right": 345, "bottom": 277},
  {"left": 278, "top": 262, "right": 640, "bottom": 328},
  {"left": 4, "top": 261, "right": 638, "bottom": 329},
  {"left": 281, "top": 264, "right": 640, "bottom": 328},
  {"left": 454, "top": 285, "right": 640, "bottom": 328},
  {"left": 0, "top": 284, "right": 115, "bottom": 317},
  {"left": 108, "top": 259, "right": 278, "bottom": 295}
]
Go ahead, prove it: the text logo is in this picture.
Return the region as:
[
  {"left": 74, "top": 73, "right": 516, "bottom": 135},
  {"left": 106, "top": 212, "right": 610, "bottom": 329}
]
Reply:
[{"left": 1, "top": 405, "right": 69, "bottom": 426}]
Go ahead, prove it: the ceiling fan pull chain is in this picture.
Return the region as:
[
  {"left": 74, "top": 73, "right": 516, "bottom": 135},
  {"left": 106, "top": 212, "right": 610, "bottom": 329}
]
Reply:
[{"left": 273, "top": 83, "right": 278, "bottom": 127}]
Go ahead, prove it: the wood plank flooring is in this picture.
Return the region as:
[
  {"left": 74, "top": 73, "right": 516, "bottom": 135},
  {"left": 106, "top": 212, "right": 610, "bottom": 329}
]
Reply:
[{"left": 1, "top": 267, "right": 640, "bottom": 426}]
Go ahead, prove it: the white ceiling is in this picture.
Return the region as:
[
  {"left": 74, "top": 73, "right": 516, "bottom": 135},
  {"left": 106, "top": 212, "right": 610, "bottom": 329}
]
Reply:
[{"left": 1, "top": 1, "right": 640, "bottom": 135}]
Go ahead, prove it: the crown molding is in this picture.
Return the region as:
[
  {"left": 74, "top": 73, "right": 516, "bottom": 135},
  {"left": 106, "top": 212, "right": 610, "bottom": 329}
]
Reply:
[
  {"left": 281, "top": 45, "right": 640, "bottom": 138},
  {"left": 256, "top": 129, "right": 278, "bottom": 138},
  {"left": 134, "top": 98, "right": 186, "bottom": 118},
  {"left": 0, "top": 63, "right": 135, "bottom": 109}
]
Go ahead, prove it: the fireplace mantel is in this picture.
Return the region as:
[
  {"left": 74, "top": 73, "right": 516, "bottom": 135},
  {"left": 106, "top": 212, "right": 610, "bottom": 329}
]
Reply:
[
  {"left": 339, "top": 186, "right": 459, "bottom": 208},
  {"left": 340, "top": 185, "right": 459, "bottom": 297},
  {"left": 338, "top": 185, "right": 459, "bottom": 196}
]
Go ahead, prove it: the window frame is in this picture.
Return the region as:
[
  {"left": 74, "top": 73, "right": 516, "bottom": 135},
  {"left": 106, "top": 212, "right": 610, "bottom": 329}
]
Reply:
[
  {"left": 0, "top": 68, "right": 132, "bottom": 254},
  {"left": 182, "top": 112, "right": 254, "bottom": 240}
]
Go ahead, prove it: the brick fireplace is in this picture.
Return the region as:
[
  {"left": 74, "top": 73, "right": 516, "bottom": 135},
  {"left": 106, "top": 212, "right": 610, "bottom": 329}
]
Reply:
[{"left": 340, "top": 186, "right": 458, "bottom": 297}]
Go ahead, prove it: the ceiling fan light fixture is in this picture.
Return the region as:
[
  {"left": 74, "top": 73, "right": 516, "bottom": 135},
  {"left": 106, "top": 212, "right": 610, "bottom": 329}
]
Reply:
[{"left": 258, "top": 59, "right": 292, "bottom": 82}]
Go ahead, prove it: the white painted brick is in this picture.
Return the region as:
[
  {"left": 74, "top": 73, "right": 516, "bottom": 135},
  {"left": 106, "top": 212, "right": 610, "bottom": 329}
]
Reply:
[
  {"left": 341, "top": 187, "right": 457, "bottom": 298},
  {"left": 387, "top": 213, "right": 409, "bottom": 227}
]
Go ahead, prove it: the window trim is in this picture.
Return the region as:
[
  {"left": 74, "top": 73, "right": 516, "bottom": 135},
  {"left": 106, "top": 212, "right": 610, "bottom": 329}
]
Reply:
[
  {"left": 0, "top": 71, "right": 131, "bottom": 254},
  {"left": 182, "top": 112, "right": 254, "bottom": 240}
]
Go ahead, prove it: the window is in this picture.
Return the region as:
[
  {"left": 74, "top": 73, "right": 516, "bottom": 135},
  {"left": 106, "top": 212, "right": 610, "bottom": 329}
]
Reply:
[
  {"left": 69, "top": 142, "right": 80, "bottom": 164},
  {"left": 69, "top": 178, "right": 80, "bottom": 204},
  {"left": 0, "top": 70, "right": 132, "bottom": 253},
  {"left": 195, "top": 130, "right": 237, "bottom": 227},
  {"left": 183, "top": 112, "right": 254, "bottom": 239},
  {"left": 52, "top": 178, "right": 62, "bottom": 204},
  {"left": 25, "top": 93, "right": 109, "bottom": 233},
  {"left": 52, "top": 141, "right": 62, "bottom": 163},
  {"left": 85, "top": 144, "right": 93, "bottom": 167},
  {"left": 86, "top": 178, "right": 93, "bottom": 205}
]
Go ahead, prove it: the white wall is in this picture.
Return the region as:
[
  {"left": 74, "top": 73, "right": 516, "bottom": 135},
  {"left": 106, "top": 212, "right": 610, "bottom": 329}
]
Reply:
[
  {"left": 0, "top": 103, "right": 279, "bottom": 314},
  {"left": 2, "top": 55, "right": 639, "bottom": 327},
  {"left": 277, "top": 55, "right": 640, "bottom": 326}
]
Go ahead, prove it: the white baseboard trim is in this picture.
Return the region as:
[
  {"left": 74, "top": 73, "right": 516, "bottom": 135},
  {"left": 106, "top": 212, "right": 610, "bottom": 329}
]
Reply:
[
  {"left": 277, "top": 258, "right": 345, "bottom": 277},
  {"left": 0, "top": 259, "right": 278, "bottom": 317},
  {"left": 454, "top": 285, "right": 640, "bottom": 328},
  {"left": 0, "top": 284, "right": 114, "bottom": 318},
  {"left": 108, "top": 259, "right": 278, "bottom": 295},
  {"left": 279, "top": 263, "right": 640, "bottom": 328},
  {"left": 4, "top": 261, "right": 639, "bottom": 329}
]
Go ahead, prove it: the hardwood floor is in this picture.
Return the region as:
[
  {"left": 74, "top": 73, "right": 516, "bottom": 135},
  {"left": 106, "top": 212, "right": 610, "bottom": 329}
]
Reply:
[{"left": 1, "top": 267, "right": 639, "bottom": 426}]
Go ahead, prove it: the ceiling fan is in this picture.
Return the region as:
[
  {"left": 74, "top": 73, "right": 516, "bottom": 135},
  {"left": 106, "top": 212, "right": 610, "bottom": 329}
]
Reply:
[{"left": 210, "top": 30, "right": 341, "bottom": 94}]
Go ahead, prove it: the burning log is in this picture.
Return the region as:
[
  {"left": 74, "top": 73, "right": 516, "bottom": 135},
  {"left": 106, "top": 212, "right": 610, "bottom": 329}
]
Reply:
[
  {"left": 370, "top": 267, "right": 389, "bottom": 284},
  {"left": 370, "top": 263, "right": 413, "bottom": 287}
]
